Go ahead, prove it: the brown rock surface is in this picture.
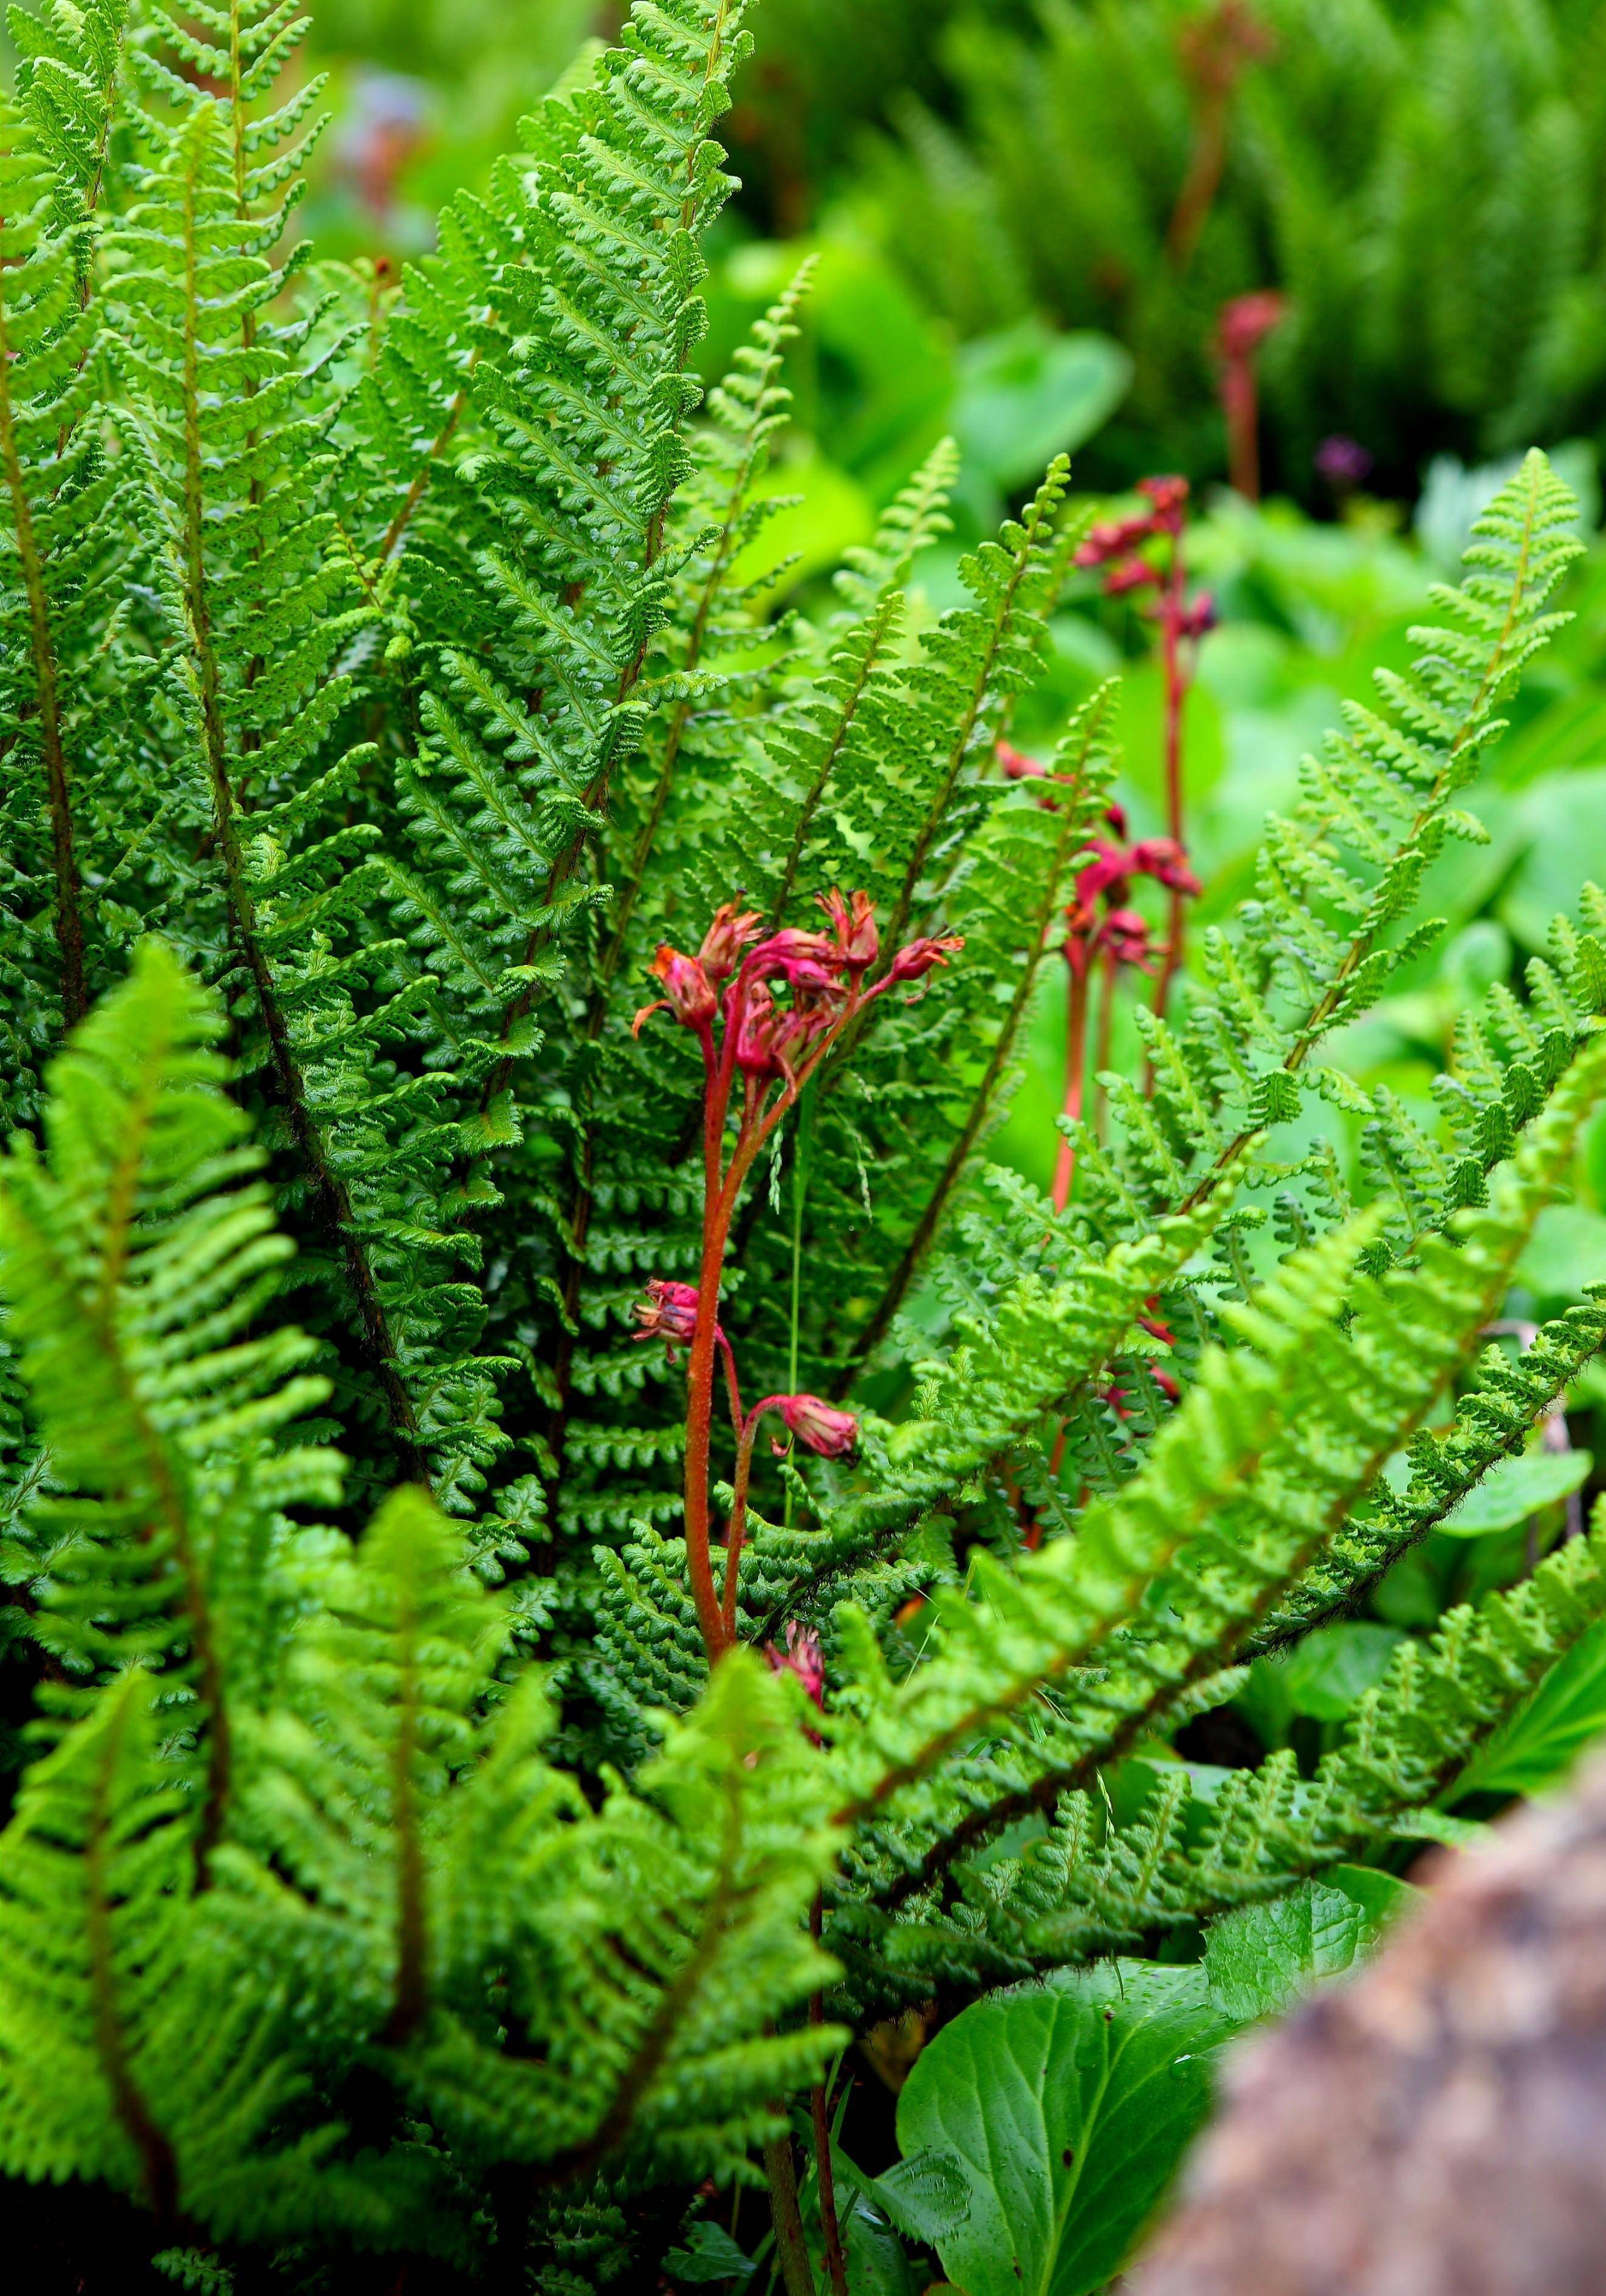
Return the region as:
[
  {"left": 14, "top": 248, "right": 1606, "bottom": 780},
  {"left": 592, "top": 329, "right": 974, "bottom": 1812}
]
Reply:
[{"left": 1128, "top": 1753, "right": 1606, "bottom": 2296}]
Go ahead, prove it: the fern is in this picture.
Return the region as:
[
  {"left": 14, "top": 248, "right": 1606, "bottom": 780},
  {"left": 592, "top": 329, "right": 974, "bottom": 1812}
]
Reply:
[{"left": 4, "top": 2, "right": 1606, "bottom": 2283}]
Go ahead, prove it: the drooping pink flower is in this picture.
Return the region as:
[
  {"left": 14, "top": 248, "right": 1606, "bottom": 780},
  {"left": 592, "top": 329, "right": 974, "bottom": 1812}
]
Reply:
[
  {"left": 888, "top": 934, "right": 964, "bottom": 985},
  {"left": 1103, "top": 558, "right": 1161, "bottom": 598},
  {"left": 1130, "top": 838, "right": 1203, "bottom": 897},
  {"left": 998, "top": 740, "right": 1049, "bottom": 781},
  {"left": 633, "top": 1278, "right": 704, "bottom": 1360},
  {"left": 733, "top": 980, "right": 784, "bottom": 1079},
  {"left": 1076, "top": 512, "right": 1161, "bottom": 569},
  {"left": 1217, "top": 292, "right": 1286, "bottom": 363},
  {"left": 747, "top": 927, "right": 837, "bottom": 986},
  {"left": 772, "top": 1393, "right": 859, "bottom": 1459},
  {"left": 1138, "top": 473, "right": 1191, "bottom": 529},
  {"left": 1100, "top": 908, "right": 1154, "bottom": 970},
  {"left": 633, "top": 944, "right": 717, "bottom": 1036},
  {"left": 766, "top": 1619, "right": 826, "bottom": 1708}
]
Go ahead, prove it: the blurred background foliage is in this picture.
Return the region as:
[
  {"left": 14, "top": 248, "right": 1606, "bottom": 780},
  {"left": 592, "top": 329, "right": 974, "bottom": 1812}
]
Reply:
[{"left": 57, "top": 0, "right": 1606, "bottom": 1758}]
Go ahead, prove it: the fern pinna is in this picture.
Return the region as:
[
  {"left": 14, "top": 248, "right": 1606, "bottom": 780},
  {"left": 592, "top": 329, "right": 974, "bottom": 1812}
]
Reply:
[{"left": 2, "top": 1, "right": 1606, "bottom": 2287}]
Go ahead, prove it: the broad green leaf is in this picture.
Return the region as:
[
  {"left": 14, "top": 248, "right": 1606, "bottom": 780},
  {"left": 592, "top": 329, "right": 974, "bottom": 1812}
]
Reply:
[
  {"left": 842, "top": 2195, "right": 922, "bottom": 2296},
  {"left": 663, "top": 2219, "right": 756, "bottom": 2282},
  {"left": 1278, "top": 1622, "right": 1405, "bottom": 1719},
  {"left": 1455, "top": 1611, "right": 1606, "bottom": 1797},
  {"left": 895, "top": 1964, "right": 1235, "bottom": 2296},
  {"left": 1440, "top": 1447, "right": 1593, "bottom": 1535},
  {"left": 952, "top": 320, "right": 1130, "bottom": 492},
  {"left": 1203, "top": 1873, "right": 1411, "bottom": 2024}
]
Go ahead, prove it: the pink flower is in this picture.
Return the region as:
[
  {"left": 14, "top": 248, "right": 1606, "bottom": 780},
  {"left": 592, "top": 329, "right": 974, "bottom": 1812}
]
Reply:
[
  {"left": 633, "top": 1278, "right": 704, "bottom": 1359},
  {"left": 1100, "top": 908, "right": 1154, "bottom": 970},
  {"left": 733, "top": 981, "right": 784, "bottom": 1078},
  {"left": 1130, "top": 837, "right": 1203, "bottom": 897},
  {"left": 1076, "top": 512, "right": 1160, "bottom": 569},
  {"left": 1076, "top": 838, "right": 1134, "bottom": 910},
  {"left": 747, "top": 927, "right": 836, "bottom": 986},
  {"left": 1172, "top": 591, "right": 1218, "bottom": 641},
  {"left": 998, "top": 740, "right": 1049, "bottom": 781},
  {"left": 699, "top": 901, "right": 762, "bottom": 982},
  {"left": 1217, "top": 292, "right": 1286, "bottom": 363},
  {"left": 772, "top": 1393, "right": 859, "bottom": 1459},
  {"left": 766, "top": 1619, "right": 826, "bottom": 1710},
  {"left": 633, "top": 944, "right": 716, "bottom": 1035},
  {"left": 1138, "top": 473, "right": 1191, "bottom": 528},
  {"left": 817, "top": 888, "right": 879, "bottom": 981},
  {"left": 1103, "top": 558, "right": 1160, "bottom": 598},
  {"left": 888, "top": 934, "right": 964, "bottom": 985}
]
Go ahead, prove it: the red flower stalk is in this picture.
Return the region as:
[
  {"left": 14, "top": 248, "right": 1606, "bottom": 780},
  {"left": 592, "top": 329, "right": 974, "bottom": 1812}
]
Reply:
[
  {"left": 1217, "top": 290, "right": 1286, "bottom": 502},
  {"left": 1166, "top": 2, "right": 1275, "bottom": 267},
  {"left": 634, "top": 891, "right": 959, "bottom": 1660}
]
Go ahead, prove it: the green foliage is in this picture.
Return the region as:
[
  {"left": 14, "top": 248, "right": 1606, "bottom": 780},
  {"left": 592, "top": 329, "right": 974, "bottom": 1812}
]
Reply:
[
  {"left": 4, "top": 4, "right": 1606, "bottom": 2289},
  {"left": 860, "top": 0, "right": 1606, "bottom": 492},
  {"left": 897, "top": 1962, "right": 1237, "bottom": 2296}
]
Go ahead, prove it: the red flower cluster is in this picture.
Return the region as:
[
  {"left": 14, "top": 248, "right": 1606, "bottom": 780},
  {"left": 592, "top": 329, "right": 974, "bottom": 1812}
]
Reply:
[
  {"left": 634, "top": 889, "right": 960, "bottom": 1091},
  {"left": 1074, "top": 476, "right": 1217, "bottom": 636},
  {"left": 766, "top": 1620, "right": 826, "bottom": 1743},
  {"left": 1066, "top": 803, "right": 1203, "bottom": 980}
]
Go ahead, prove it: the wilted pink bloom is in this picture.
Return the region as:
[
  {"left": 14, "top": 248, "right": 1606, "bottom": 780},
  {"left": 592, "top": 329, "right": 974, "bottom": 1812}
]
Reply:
[
  {"left": 1131, "top": 837, "right": 1203, "bottom": 896},
  {"left": 1100, "top": 908, "right": 1154, "bottom": 970},
  {"left": 818, "top": 888, "right": 879, "bottom": 981},
  {"left": 1104, "top": 558, "right": 1160, "bottom": 598},
  {"left": 1077, "top": 838, "right": 1134, "bottom": 910},
  {"left": 699, "top": 901, "right": 762, "bottom": 981},
  {"left": 1138, "top": 473, "right": 1191, "bottom": 527},
  {"left": 998, "top": 740, "right": 1049, "bottom": 781},
  {"left": 888, "top": 934, "right": 964, "bottom": 985},
  {"left": 766, "top": 1621, "right": 826, "bottom": 1739},
  {"left": 748, "top": 927, "right": 836, "bottom": 985},
  {"left": 1076, "top": 512, "right": 1160, "bottom": 569},
  {"left": 633, "top": 1278, "right": 703, "bottom": 1359},
  {"left": 772, "top": 1394, "right": 859, "bottom": 1458},
  {"left": 733, "top": 981, "right": 784, "bottom": 1078},
  {"left": 1217, "top": 292, "right": 1286, "bottom": 362},
  {"left": 633, "top": 944, "right": 716, "bottom": 1035}
]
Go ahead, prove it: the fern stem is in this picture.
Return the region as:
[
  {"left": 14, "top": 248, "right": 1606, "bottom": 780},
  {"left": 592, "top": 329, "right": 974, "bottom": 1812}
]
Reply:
[
  {"left": 763, "top": 2132, "right": 818, "bottom": 2296},
  {"left": 175, "top": 151, "right": 428, "bottom": 1485},
  {"left": 86, "top": 1690, "right": 180, "bottom": 2230},
  {"left": 1149, "top": 532, "right": 1190, "bottom": 1029},
  {"left": 1052, "top": 960, "right": 1090, "bottom": 1216},
  {"left": 0, "top": 274, "right": 89, "bottom": 1029},
  {"left": 79, "top": 1054, "right": 235, "bottom": 1873},
  {"left": 386, "top": 1568, "right": 428, "bottom": 2045},
  {"left": 377, "top": 365, "right": 476, "bottom": 567},
  {"left": 769, "top": 608, "right": 893, "bottom": 928}
]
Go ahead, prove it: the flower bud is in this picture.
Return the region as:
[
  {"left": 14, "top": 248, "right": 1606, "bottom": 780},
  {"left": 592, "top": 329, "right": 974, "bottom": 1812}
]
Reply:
[
  {"left": 1100, "top": 907, "right": 1154, "bottom": 970},
  {"left": 817, "top": 888, "right": 879, "bottom": 980},
  {"left": 888, "top": 933, "right": 964, "bottom": 985},
  {"left": 774, "top": 1393, "right": 859, "bottom": 1459},
  {"left": 997, "top": 741, "right": 1049, "bottom": 781},
  {"left": 632, "top": 1278, "right": 701, "bottom": 1347},
  {"left": 632, "top": 943, "right": 716, "bottom": 1035},
  {"left": 748, "top": 927, "right": 837, "bottom": 985},
  {"left": 766, "top": 1619, "right": 826, "bottom": 1712},
  {"left": 1103, "top": 558, "right": 1159, "bottom": 598},
  {"left": 699, "top": 900, "right": 762, "bottom": 981},
  {"left": 1130, "top": 837, "right": 1203, "bottom": 897},
  {"left": 733, "top": 981, "right": 783, "bottom": 1078}
]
